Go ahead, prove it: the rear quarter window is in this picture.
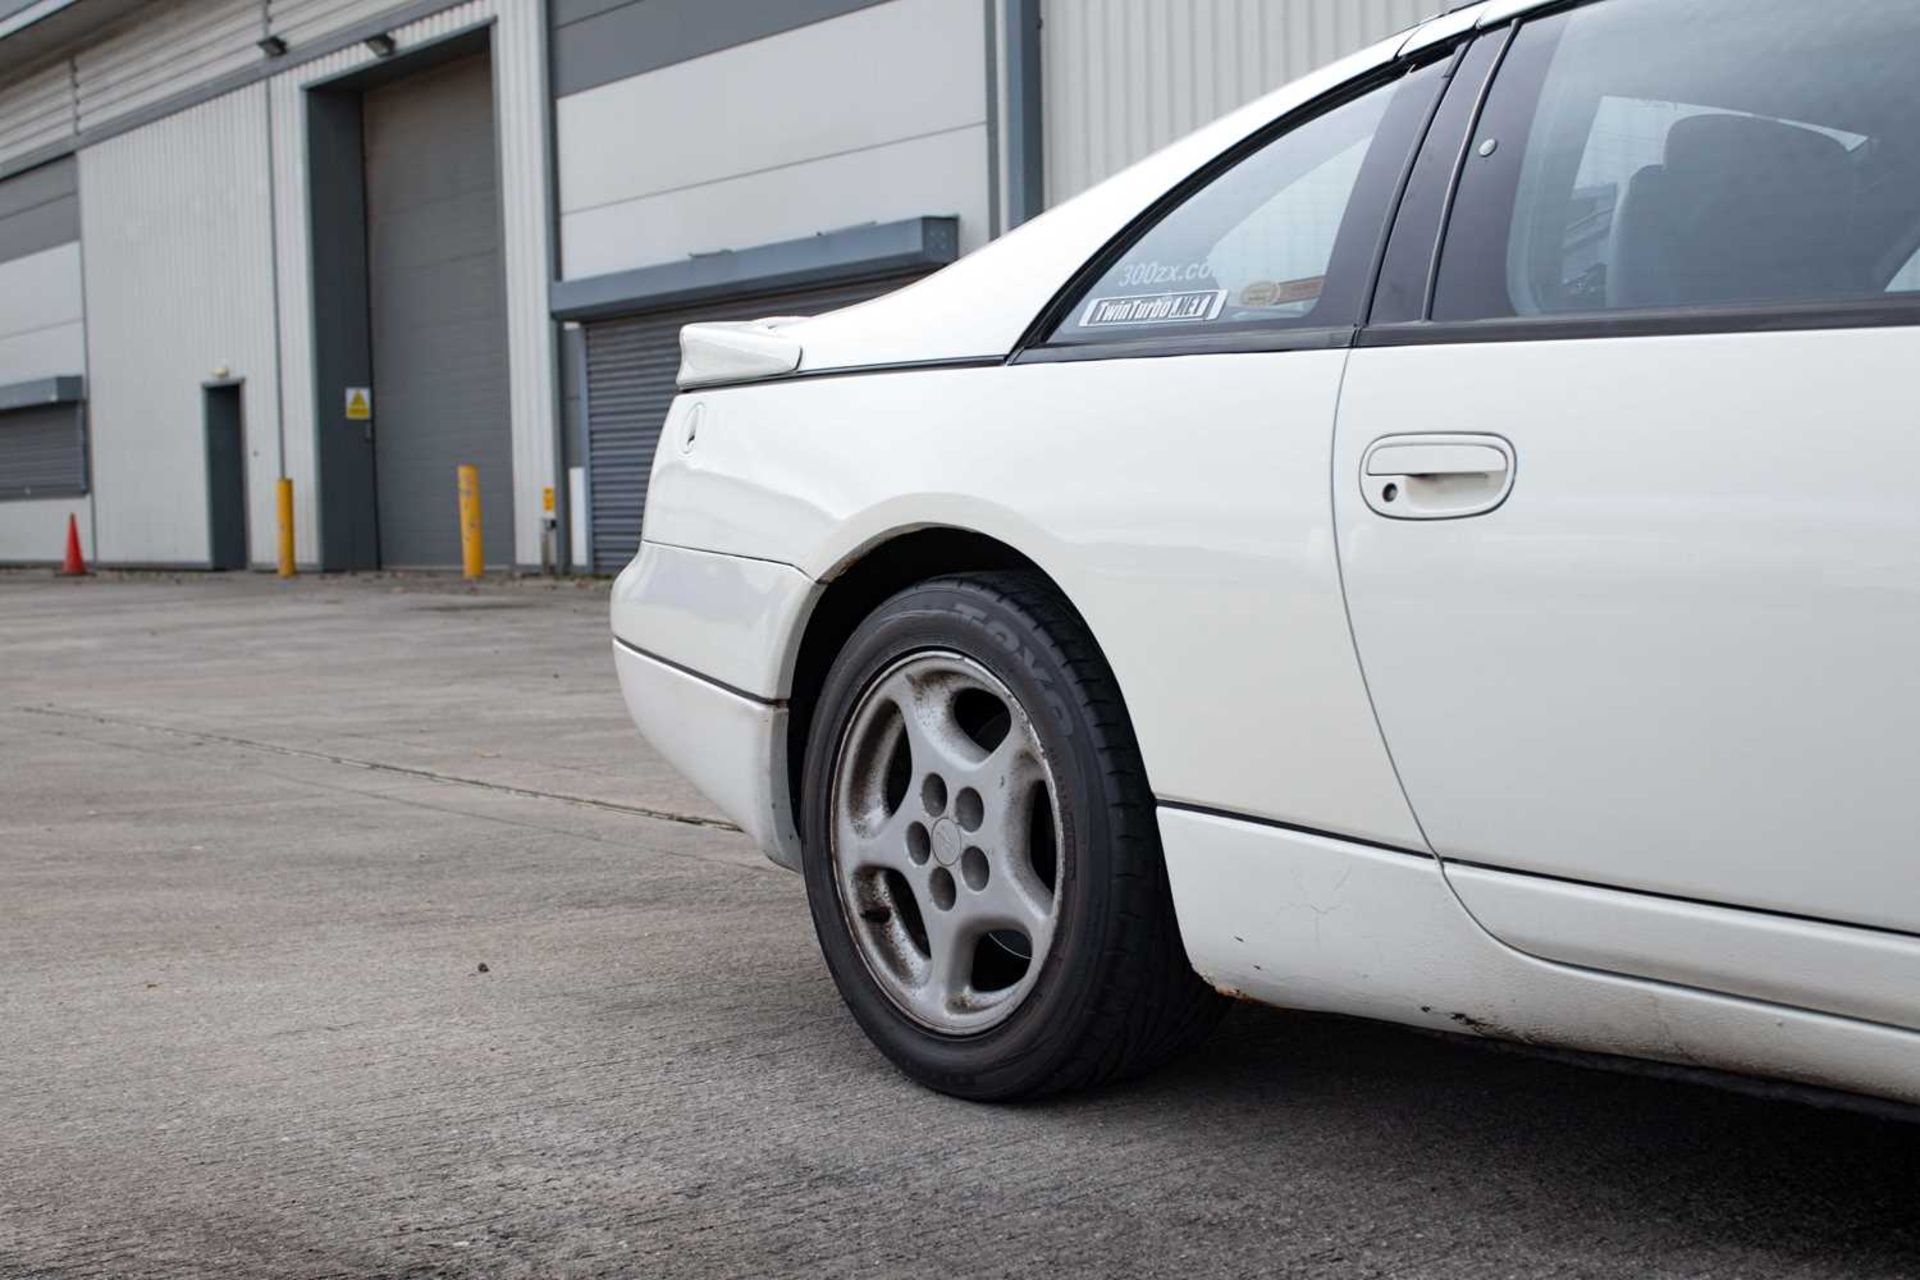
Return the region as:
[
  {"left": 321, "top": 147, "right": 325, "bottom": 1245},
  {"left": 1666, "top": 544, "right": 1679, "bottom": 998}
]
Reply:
[{"left": 1045, "top": 61, "right": 1445, "bottom": 347}]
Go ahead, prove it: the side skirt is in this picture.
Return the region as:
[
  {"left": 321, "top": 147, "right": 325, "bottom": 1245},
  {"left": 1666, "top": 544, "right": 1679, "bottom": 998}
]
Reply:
[{"left": 1156, "top": 806, "right": 1920, "bottom": 1109}]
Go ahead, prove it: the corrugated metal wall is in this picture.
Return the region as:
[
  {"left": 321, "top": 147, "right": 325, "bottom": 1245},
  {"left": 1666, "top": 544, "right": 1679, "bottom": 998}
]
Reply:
[
  {"left": 1040, "top": 0, "right": 1435, "bottom": 202},
  {"left": 492, "top": 0, "right": 562, "bottom": 571},
  {"left": 267, "top": 0, "right": 410, "bottom": 46},
  {"left": 80, "top": 84, "right": 278, "bottom": 566},
  {"left": 0, "top": 62, "right": 75, "bottom": 170},
  {"left": 74, "top": 0, "right": 260, "bottom": 133},
  {"left": 0, "top": 0, "right": 504, "bottom": 174}
]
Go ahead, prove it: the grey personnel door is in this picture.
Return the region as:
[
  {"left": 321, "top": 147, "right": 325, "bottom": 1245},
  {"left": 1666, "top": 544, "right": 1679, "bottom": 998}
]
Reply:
[
  {"left": 581, "top": 273, "right": 928, "bottom": 574},
  {"left": 203, "top": 383, "right": 247, "bottom": 570},
  {"left": 362, "top": 51, "right": 512, "bottom": 568}
]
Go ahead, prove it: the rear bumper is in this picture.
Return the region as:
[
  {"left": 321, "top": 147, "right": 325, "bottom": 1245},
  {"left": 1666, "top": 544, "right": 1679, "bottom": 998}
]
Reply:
[
  {"left": 612, "top": 639, "right": 803, "bottom": 870},
  {"left": 610, "top": 541, "right": 818, "bottom": 871}
]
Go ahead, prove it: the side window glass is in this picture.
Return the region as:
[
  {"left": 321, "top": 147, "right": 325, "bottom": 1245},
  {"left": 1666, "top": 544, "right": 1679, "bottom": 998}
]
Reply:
[
  {"left": 1434, "top": 0, "right": 1920, "bottom": 321},
  {"left": 1047, "top": 65, "right": 1438, "bottom": 346}
]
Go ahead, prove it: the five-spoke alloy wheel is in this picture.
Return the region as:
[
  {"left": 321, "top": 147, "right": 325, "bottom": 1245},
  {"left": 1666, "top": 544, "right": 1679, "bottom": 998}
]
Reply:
[
  {"left": 831, "top": 651, "right": 1062, "bottom": 1034},
  {"left": 801, "top": 572, "right": 1224, "bottom": 1101}
]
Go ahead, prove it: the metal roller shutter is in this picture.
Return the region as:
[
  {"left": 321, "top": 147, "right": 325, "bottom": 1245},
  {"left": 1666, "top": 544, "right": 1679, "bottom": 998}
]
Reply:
[
  {"left": 363, "top": 51, "right": 512, "bottom": 569},
  {"left": 0, "top": 403, "right": 87, "bottom": 499},
  {"left": 583, "top": 273, "right": 928, "bottom": 574}
]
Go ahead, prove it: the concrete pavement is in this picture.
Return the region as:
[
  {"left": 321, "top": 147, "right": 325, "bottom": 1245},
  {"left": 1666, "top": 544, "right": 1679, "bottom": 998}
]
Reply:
[{"left": 1, "top": 572, "right": 1916, "bottom": 1278}]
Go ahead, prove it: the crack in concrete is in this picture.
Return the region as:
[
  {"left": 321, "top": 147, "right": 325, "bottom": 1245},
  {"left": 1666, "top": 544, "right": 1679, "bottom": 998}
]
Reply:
[{"left": 12, "top": 704, "right": 744, "bottom": 836}]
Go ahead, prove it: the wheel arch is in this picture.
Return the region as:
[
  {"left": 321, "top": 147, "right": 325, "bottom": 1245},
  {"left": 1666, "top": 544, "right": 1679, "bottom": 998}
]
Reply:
[{"left": 784, "top": 526, "right": 1131, "bottom": 846}]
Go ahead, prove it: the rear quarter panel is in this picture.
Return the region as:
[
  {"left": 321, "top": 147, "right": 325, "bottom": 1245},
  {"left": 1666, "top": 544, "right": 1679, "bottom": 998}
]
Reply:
[{"left": 642, "top": 356, "right": 1426, "bottom": 850}]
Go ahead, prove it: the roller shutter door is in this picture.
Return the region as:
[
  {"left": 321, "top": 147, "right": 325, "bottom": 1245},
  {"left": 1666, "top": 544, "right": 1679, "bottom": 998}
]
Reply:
[
  {"left": 363, "top": 52, "right": 512, "bottom": 569},
  {"left": 583, "top": 273, "right": 928, "bottom": 574},
  {"left": 0, "top": 402, "right": 86, "bottom": 499}
]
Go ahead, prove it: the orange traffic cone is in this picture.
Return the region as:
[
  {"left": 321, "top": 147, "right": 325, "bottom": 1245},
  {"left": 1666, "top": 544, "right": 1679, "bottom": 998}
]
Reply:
[{"left": 59, "top": 514, "right": 87, "bottom": 577}]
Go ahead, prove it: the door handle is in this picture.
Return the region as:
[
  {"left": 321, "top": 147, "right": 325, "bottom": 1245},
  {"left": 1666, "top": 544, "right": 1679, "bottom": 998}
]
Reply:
[{"left": 1361, "top": 433, "right": 1515, "bottom": 520}]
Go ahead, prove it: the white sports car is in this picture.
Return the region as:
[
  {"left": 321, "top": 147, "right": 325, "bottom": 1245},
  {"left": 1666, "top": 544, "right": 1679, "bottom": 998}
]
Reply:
[{"left": 613, "top": 0, "right": 1920, "bottom": 1104}]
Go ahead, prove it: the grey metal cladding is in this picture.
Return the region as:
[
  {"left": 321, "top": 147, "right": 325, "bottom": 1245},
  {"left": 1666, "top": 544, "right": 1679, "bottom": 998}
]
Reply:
[
  {"left": 0, "top": 157, "right": 78, "bottom": 266},
  {"left": 0, "top": 375, "right": 82, "bottom": 413},
  {"left": 307, "top": 85, "right": 380, "bottom": 572},
  {"left": 552, "top": 0, "right": 892, "bottom": 98},
  {"left": 551, "top": 215, "right": 960, "bottom": 322},
  {"left": 560, "top": 325, "right": 583, "bottom": 469},
  {"left": 1002, "top": 0, "right": 1044, "bottom": 227},
  {"left": 0, "top": 402, "right": 88, "bottom": 499}
]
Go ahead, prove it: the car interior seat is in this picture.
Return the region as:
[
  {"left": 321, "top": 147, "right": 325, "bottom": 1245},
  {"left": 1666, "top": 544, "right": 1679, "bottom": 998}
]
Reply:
[{"left": 1607, "top": 112, "right": 1860, "bottom": 309}]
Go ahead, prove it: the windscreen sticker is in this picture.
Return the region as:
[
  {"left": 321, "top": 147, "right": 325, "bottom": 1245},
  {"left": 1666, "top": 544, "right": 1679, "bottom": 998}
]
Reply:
[
  {"left": 1239, "top": 276, "right": 1325, "bottom": 308},
  {"left": 1112, "top": 259, "right": 1214, "bottom": 288},
  {"left": 1079, "top": 289, "right": 1228, "bottom": 328}
]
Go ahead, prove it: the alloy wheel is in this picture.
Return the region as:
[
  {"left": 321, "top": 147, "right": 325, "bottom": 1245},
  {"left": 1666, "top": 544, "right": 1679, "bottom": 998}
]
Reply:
[{"left": 828, "top": 650, "right": 1064, "bottom": 1035}]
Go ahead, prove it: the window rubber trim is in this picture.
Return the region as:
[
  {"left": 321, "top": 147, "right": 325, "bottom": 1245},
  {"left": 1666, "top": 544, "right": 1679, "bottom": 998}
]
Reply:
[
  {"left": 1015, "top": 326, "right": 1356, "bottom": 364},
  {"left": 1358, "top": 300, "right": 1920, "bottom": 347}
]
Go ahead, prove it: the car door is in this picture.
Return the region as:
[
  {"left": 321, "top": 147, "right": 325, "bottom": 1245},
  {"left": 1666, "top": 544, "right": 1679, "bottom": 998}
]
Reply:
[
  {"left": 1333, "top": 0, "right": 1920, "bottom": 1031},
  {"left": 990, "top": 50, "right": 1458, "bottom": 851}
]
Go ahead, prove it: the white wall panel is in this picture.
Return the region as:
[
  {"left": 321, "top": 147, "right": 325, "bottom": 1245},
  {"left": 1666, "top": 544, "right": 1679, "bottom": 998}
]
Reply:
[
  {"left": 269, "top": 0, "right": 557, "bottom": 568},
  {"left": 1041, "top": 0, "right": 1433, "bottom": 201},
  {"left": 556, "top": 0, "right": 989, "bottom": 277},
  {"left": 74, "top": 0, "right": 261, "bottom": 133},
  {"left": 0, "top": 60, "right": 76, "bottom": 170},
  {"left": 81, "top": 85, "right": 278, "bottom": 566},
  {"left": 491, "top": 0, "right": 561, "bottom": 570},
  {"left": 563, "top": 126, "right": 992, "bottom": 279},
  {"left": 0, "top": 321, "right": 85, "bottom": 381},
  {"left": 0, "top": 242, "right": 83, "bottom": 378},
  {"left": 0, "top": 494, "right": 92, "bottom": 563}
]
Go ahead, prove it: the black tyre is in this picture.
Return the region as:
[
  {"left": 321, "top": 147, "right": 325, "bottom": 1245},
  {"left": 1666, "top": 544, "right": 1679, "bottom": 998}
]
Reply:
[{"left": 800, "top": 571, "right": 1225, "bottom": 1100}]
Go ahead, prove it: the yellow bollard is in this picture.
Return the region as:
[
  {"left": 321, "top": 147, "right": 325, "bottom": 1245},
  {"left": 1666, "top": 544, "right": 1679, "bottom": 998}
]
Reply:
[
  {"left": 457, "top": 464, "right": 483, "bottom": 580},
  {"left": 276, "top": 477, "right": 296, "bottom": 578}
]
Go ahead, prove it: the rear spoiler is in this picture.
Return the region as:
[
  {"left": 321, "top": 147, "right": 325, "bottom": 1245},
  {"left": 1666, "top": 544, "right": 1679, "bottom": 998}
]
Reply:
[{"left": 677, "top": 319, "right": 806, "bottom": 390}]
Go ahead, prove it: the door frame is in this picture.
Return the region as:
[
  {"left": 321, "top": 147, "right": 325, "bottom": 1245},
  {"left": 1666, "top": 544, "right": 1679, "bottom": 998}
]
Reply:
[
  {"left": 303, "top": 24, "right": 497, "bottom": 571},
  {"left": 201, "top": 379, "right": 249, "bottom": 571}
]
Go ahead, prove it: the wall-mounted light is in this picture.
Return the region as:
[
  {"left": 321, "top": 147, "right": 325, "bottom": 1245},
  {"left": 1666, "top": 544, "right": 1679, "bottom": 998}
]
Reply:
[
  {"left": 364, "top": 33, "right": 396, "bottom": 57},
  {"left": 256, "top": 34, "right": 288, "bottom": 57}
]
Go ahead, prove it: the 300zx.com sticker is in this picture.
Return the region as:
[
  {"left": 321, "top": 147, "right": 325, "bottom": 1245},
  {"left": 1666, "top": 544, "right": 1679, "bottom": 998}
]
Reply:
[{"left": 1079, "top": 289, "right": 1227, "bottom": 328}]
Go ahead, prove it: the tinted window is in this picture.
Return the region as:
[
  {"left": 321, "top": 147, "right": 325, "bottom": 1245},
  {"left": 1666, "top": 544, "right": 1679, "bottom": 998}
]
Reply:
[
  {"left": 1047, "top": 65, "right": 1440, "bottom": 346},
  {"left": 1433, "top": 0, "right": 1920, "bottom": 321}
]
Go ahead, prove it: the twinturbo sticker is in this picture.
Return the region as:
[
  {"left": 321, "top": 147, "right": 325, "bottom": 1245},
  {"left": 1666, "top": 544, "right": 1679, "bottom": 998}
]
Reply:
[{"left": 1080, "top": 290, "right": 1228, "bottom": 328}]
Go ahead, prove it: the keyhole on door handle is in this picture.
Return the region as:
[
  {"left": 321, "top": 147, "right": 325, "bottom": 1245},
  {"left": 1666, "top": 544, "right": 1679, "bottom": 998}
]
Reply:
[{"left": 1362, "top": 435, "right": 1516, "bottom": 520}]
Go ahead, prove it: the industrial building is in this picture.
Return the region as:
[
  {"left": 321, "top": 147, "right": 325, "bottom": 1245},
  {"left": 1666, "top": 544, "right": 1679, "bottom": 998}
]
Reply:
[{"left": 0, "top": 0, "right": 1430, "bottom": 572}]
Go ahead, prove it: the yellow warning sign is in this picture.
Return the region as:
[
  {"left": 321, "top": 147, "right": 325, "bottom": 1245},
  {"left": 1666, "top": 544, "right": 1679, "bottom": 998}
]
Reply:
[
  {"left": 344, "top": 387, "right": 372, "bottom": 421},
  {"left": 542, "top": 485, "right": 555, "bottom": 514}
]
